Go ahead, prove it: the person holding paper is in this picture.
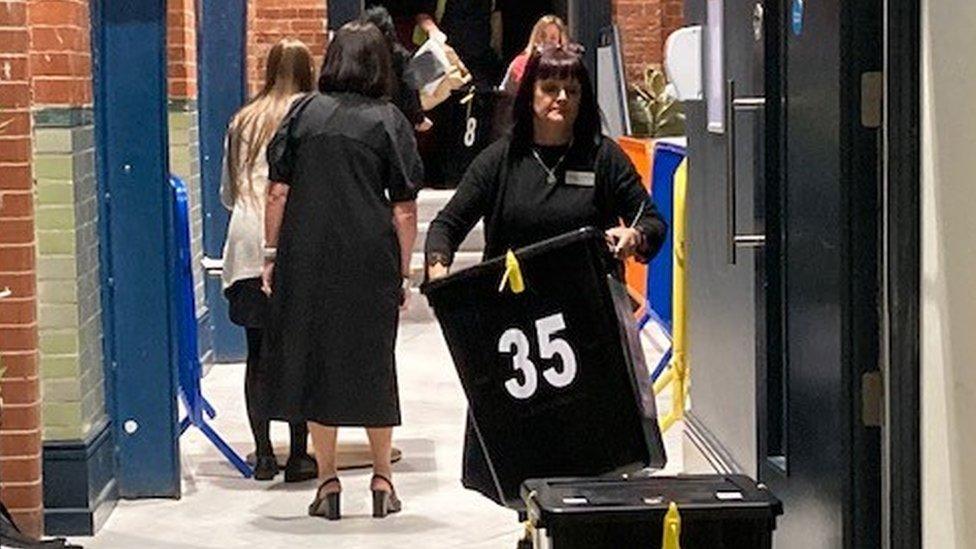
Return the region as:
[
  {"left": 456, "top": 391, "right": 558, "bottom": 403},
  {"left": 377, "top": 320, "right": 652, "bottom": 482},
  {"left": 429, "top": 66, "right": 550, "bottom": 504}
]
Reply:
[{"left": 363, "top": 6, "right": 433, "bottom": 131}]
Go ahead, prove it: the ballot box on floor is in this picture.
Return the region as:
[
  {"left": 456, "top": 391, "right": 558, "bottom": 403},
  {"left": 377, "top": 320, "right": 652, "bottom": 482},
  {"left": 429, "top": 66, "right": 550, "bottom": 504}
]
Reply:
[
  {"left": 521, "top": 475, "right": 783, "bottom": 549},
  {"left": 422, "top": 228, "right": 667, "bottom": 507}
]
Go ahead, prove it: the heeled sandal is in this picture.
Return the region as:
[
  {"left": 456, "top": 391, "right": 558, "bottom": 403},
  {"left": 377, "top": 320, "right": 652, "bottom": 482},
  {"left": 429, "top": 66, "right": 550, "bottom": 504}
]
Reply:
[
  {"left": 308, "top": 477, "right": 342, "bottom": 520},
  {"left": 371, "top": 474, "right": 402, "bottom": 518}
]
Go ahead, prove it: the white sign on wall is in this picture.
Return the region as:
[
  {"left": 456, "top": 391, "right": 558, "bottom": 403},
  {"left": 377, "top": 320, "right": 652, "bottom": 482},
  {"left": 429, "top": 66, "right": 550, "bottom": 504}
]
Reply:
[{"left": 707, "top": 0, "right": 725, "bottom": 133}]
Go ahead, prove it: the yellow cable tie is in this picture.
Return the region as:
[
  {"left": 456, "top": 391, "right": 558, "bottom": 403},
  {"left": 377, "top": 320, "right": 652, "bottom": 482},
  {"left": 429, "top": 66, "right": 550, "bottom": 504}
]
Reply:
[
  {"left": 662, "top": 501, "right": 682, "bottom": 549},
  {"left": 498, "top": 250, "right": 525, "bottom": 294}
]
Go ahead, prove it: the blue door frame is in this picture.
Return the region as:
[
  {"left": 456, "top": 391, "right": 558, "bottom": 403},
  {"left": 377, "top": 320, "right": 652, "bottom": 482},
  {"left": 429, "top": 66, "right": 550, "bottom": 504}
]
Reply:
[
  {"left": 197, "top": 0, "right": 249, "bottom": 363},
  {"left": 92, "top": 0, "right": 181, "bottom": 498}
]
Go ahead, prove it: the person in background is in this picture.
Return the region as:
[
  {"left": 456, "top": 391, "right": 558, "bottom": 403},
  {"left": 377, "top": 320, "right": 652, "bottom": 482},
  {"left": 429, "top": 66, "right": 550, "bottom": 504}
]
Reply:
[
  {"left": 424, "top": 44, "right": 667, "bottom": 505},
  {"left": 261, "top": 21, "right": 422, "bottom": 521},
  {"left": 500, "top": 15, "right": 569, "bottom": 94},
  {"left": 411, "top": 0, "right": 503, "bottom": 87},
  {"left": 219, "top": 38, "right": 318, "bottom": 483},
  {"left": 363, "top": 6, "right": 434, "bottom": 132}
]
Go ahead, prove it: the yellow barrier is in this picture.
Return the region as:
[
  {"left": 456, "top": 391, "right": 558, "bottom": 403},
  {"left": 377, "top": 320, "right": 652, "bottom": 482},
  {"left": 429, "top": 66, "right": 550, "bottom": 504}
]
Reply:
[{"left": 656, "top": 159, "right": 689, "bottom": 432}]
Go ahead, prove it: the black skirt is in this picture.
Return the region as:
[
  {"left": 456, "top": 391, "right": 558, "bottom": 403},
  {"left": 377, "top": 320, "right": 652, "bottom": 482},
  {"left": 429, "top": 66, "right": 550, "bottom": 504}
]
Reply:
[{"left": 224, "top": 277, "right": 267, "bottom": 329}]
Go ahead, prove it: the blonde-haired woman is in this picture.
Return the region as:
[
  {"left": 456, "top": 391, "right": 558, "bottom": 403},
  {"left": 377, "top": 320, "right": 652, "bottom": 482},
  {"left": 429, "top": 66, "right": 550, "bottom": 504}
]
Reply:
[
  {"left": 500, "top": 15, "right": 569, "bottom": 94},
  {"left": 220, "top": 38, "right": 317, "bottom": 482}
]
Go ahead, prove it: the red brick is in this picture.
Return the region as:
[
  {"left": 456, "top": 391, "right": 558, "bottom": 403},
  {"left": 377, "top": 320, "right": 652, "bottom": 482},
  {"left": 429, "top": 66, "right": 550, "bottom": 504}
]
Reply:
[
  {"left": 0, "top": 28, "right": 28, "bottom": 54},
  {"left": 0, "top": 82, "right": 30, "bottom": 109},
  {"left": 0, "top": 2, "right": 28, "bottom": 26},
  {"left": 0, "top": 479, "right": 42, "bottom": 509},
  {"left": 27, "top": 1, "right": 86, "bottom": 27},
  {"left": 6, "top": 507, "right": 42, "bottom": 541},
  {"left": 0, "top": 111, "right": 30, "bottom": 136},
  {"left": 0, "top": 218, "right": 33, "bottom": 245},
  {"left": 0, "top": 137, "right": 29, "bottom": 164},
  {"left": 0, "top": 164, "right": 31, "bottom": 192},
  {"left": 0, "top": 402, "right": 40, "bottom": 431},
  {"left": 0, "top": 376, "right": 38, "bottom": 405},
  {"left": 0, "top": 297, "right": 35, "bottom": 324},
  {"left": 0, "top": 56, "right": 29, "bottom": 83},
  {"left": 0, "top": 455, "right": 42, "bottom": 483},
  {"left": 30, "top": 27, "right": 86, "bottom": 53},
  {"left": 0, "top": 324, "right": 37, "bottom": 351},
  {"left": 0, "top": 352, "right": 38, "bottom": 378},
  {"left": 32, "top": 78, "right": 91, "bottom": 106}
]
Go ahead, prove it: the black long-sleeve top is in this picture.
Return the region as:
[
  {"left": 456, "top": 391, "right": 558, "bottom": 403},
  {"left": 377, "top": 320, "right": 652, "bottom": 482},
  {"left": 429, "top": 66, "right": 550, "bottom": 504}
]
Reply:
[{"left": 425, "top": 135, "right": 668, "bottom": 267}]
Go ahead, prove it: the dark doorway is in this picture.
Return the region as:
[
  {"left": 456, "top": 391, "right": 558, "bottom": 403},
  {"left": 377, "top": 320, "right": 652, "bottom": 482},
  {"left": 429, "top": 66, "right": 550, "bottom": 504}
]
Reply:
[{"left": 683, "top": 0, "right": 885, "bottom": 546}]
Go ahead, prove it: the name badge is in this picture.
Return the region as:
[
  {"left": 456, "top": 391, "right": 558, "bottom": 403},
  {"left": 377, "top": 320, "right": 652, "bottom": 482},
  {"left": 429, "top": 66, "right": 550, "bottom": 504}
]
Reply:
[{"left": 564, "top": 170, "right": 596, "bottom": 187}]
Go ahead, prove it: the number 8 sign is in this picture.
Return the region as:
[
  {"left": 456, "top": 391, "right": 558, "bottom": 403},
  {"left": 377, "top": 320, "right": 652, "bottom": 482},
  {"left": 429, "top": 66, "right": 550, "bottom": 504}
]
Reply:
[{"left": 498, "top": 313, "right": 579, "bottom": 400}]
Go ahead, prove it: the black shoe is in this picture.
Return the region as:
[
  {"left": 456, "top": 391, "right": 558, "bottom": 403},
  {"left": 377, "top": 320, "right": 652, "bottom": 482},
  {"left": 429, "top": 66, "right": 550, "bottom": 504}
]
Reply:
[
  {"left": 371, "top": 474, "right": 402, "bottom": 518},
  {"left": 284, "top": 454, "right": 318, "bottom": 483},
  {"left": 253, "top": 455, "right": 279, "bottom": 481},
  {"left": 308, "top": 477, "right": 342, "bottom": 520}
]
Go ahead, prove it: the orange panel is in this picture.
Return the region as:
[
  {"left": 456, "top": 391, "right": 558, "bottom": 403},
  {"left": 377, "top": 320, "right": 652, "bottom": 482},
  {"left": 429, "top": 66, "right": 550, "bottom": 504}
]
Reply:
[{"left": 617, "top": 137, "right": 656, "bottom": 310}]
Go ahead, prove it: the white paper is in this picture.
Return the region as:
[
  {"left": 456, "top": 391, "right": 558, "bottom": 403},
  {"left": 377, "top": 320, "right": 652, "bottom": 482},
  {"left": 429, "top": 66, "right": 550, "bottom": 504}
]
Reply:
[{"left": 414, "top": 39, "right": 452, "bottom": 96}]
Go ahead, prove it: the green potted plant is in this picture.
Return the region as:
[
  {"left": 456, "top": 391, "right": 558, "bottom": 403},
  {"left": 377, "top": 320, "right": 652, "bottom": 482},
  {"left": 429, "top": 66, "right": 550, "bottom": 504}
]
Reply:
[{"left": 628, "top": 64, "right": 686, "bottom": 138}]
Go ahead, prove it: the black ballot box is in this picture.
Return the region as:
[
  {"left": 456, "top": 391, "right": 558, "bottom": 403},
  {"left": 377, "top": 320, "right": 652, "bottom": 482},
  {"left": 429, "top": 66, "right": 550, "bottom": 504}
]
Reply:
[
  {"left": 521, "top": 475, "right": 783, "bottom": 549},
  {"left": 422, "top": 228, "right": 667, "bottom": 507}
]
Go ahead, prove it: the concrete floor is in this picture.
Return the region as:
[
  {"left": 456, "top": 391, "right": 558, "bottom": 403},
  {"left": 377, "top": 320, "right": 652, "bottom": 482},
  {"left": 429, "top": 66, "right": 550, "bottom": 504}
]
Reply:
[{"left": 79, "top": 320, "right": 688, "bottom": 549}]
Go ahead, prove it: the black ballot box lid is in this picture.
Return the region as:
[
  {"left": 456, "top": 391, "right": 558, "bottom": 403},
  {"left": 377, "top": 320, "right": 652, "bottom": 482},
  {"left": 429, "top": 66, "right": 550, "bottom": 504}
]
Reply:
[
  {"left": 521, "top": 475, "right": 783, "bottom": 549},
  {"left": 423, "top": 228, "right": 667, "bottom": 507}
]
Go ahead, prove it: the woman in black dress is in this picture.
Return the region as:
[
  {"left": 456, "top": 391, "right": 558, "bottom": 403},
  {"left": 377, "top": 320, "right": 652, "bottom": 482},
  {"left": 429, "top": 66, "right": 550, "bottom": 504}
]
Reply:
[
  {"left": 261, "top": 22, "right": 422, "bottom": 520},
  {"left": 425, "top": 45, "right": 667, "bottom": 506}
]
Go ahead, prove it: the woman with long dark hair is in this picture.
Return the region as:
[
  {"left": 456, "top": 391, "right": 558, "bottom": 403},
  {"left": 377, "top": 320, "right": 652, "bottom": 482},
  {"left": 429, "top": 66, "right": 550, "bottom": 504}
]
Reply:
[
  {"left": 425, "top": 44, "right": 667, "bottom": 504},
  {"left": 220, "top": 38, "right": 317, "bottom": 483},
  {"left": 261, "top": 22, "right": 422, "bottom": 520}
]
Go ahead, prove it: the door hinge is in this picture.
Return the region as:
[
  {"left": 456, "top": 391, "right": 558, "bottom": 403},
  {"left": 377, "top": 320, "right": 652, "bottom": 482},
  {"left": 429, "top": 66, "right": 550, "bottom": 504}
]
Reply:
[
  {"left": 862, "top": 371, "right": 884, "bottom": 427},
  {"left": 861, "top": 71, "right": 883, "bottom": 129}
]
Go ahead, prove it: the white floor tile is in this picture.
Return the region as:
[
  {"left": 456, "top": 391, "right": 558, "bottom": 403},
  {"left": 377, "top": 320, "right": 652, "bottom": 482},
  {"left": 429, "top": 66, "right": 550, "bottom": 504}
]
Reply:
[{"left": 78, "top": 320, "right": 686, "bottom": 548}]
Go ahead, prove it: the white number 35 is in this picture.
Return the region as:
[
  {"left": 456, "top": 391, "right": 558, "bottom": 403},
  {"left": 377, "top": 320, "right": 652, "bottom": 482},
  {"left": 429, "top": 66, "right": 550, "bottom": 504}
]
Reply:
[{"left": 497, "top": 313, "right": 579, "bottom": 400}]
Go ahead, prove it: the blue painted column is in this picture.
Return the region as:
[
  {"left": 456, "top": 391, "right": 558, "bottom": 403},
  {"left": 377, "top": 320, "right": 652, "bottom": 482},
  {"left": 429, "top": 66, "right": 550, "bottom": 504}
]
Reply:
[
  {"left": 92, "top": 1, "right": 181, "bottom": 498},
  {"left": 197, "top": 0, "right": 248, "bottom": 363}
]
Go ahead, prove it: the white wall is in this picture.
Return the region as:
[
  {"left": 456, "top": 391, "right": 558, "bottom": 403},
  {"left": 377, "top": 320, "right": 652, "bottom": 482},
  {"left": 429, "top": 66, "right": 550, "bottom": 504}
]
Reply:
[{"left": 921, "top": 1, "right": 976, "bottom": 547}]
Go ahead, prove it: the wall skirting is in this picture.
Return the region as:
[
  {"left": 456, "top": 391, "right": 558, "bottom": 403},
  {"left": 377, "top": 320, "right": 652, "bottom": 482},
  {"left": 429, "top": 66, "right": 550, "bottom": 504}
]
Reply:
[{"left": 43, "top": 419, "right": 118, "bottom": 536}]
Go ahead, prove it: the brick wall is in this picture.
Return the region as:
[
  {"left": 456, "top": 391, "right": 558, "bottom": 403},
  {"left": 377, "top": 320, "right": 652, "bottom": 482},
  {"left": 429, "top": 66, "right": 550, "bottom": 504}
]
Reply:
[
  {"left": 247, "top": 0, "right": 328, "bottom": 97},
  {"left": 28, "top": 0, "right": 92, "bottom": 107},
  {"left": 167, "top": 0, "right": 197, "bottom": 99},
  {"left": 612, "top": 0, "right": 684, "bottom": 84},
  {"left": 0, "top": 0, "right": 43, "bottom": 538},
  {"left": 167, "top": 0, "right": 205, "bottom": 321}
]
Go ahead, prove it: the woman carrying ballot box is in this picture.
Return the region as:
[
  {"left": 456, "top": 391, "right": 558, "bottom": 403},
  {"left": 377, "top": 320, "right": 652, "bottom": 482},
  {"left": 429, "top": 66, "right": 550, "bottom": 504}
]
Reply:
[{"left": 424, "top": 44, "right": 668, "bottom": 503}]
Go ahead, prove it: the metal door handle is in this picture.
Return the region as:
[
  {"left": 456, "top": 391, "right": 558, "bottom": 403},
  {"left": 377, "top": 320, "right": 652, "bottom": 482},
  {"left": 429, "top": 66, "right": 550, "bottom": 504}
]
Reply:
[{"left": 725, "top": 79, "right": 767, "bottom": 265}]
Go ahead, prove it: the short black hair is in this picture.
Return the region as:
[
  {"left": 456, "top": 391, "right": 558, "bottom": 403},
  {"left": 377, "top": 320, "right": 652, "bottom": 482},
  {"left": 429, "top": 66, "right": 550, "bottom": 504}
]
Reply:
[
  {"left": 511, "top": 45, "right": 602, "bottom": 154},
  {"left": 362, "top": 6, "right": 397, "bottom": 47},
  {"left": 318, "top": 21, "right": 394, "bottom": 99}
]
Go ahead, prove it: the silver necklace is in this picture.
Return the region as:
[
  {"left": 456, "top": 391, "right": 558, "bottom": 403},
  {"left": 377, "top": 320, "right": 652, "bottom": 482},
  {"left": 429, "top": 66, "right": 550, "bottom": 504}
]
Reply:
[{"left": 531, "top": 146, "right": 569, "bottom": 185}]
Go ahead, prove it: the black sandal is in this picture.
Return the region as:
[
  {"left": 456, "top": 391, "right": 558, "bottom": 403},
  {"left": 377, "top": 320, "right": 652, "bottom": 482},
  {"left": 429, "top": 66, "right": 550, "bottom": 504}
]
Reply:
[
  {"left": 308, "top": 477, "right": 342, "bottom": 520},
  {"left": 371, "top": 474, "right": 402, "bottom": 518}
]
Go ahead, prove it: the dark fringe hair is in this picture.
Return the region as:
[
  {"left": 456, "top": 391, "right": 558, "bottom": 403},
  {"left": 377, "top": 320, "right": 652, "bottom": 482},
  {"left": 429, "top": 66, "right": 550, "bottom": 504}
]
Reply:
[
  {"left": 318, "top": 21, "right": 394, "bottom": 99},
  {"left": 510, "top": 44, "right": 602, "bottom": 155}
]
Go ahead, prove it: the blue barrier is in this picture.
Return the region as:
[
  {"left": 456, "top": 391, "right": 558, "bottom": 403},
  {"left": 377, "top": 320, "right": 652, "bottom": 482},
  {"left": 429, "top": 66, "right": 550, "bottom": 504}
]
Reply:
[
  {"left": 647, "top": 141, "right": 687, "bottom": 330},
  {"left": 638, "top": 141, "right": 687, "bottom": 382},
  {"left": 170, "top": 175, "right": 252, "bottom": 478}
]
